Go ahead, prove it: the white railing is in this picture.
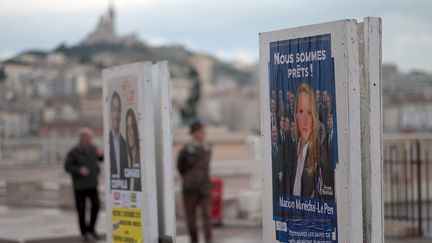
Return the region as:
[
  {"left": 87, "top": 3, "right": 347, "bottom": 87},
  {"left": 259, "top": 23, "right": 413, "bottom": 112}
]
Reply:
[{"left": 0, "top": 137, "right": 102, "bottom": 165}]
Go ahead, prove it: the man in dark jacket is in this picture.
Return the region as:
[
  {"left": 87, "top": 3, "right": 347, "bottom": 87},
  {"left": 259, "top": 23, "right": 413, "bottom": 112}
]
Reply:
[
  {"left": 65, "top": 128, "right": 104, "bottom": 241},
  {"left": 177, "top": 121, "right": 212, "bottom": 243}
]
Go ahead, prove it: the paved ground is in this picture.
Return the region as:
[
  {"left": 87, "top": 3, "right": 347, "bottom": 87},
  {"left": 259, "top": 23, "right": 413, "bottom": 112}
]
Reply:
[
  {"left": 0, "top": 205, "right": 431, "bottom": 243},
  {"left": 0, "top": 205, "right": 106, "bottom": 243},
  {"left": 386, "top": 237, "right": 432, "bottom": 243},
  {"left": 68, "top": 228, "right": 432, "bottom": 243}
]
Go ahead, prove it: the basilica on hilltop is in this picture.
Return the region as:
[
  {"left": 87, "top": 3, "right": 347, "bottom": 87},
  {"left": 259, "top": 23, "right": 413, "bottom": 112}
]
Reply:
[{"left": 81, "top": 4, "right": 139, "bottom": 46}]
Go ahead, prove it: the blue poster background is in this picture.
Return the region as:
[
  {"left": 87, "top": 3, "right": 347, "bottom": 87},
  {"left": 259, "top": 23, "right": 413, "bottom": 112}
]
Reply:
[{"left": 268, "top": 34, "right": 339, "bottom": 242}]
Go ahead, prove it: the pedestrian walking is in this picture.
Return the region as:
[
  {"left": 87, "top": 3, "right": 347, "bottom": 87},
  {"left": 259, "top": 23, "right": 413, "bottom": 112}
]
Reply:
[
  {"left": 65, "top": 128, "right": 104, "bottom": 241},
  {"left": 177, "top": 121, "right": 213, "bottom": 243}
]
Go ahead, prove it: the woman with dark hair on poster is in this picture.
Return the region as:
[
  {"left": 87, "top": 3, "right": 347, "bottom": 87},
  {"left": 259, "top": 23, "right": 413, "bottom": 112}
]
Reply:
[
  {"left": 291, "top": 82, "right": 326, "bottom": 198},
  {"left": 126, "top": 108, "right": 141, "bottom": 191}
]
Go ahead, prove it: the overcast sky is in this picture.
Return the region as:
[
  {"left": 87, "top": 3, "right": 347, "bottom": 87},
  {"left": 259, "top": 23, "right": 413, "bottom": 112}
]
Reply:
[{"left": 1, "top": 0, "right": 431, "bottom": 73}]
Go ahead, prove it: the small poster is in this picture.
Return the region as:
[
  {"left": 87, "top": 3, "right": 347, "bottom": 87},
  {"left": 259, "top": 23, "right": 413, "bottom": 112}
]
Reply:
[
  {"left": 268, "top": 34, "right": 338, "bottom": 242},
  {"left": 112, "top": 208, "right": 143, "bottom": 242}
]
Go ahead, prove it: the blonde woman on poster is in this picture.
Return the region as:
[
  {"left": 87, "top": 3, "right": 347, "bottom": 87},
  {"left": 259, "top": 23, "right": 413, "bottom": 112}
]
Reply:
[{"left": 292, "top": 82, "right": 326, "bottom": 198}]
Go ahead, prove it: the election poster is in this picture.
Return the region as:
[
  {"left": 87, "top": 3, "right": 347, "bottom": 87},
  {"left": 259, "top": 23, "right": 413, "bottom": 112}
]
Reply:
[
  {"left": 103, "top": 62, "right": 158, "bottom": 243},
  {"left": 108, "top": 75, "right": 142, "bottom": 193},
  {"left": 260, "top": 20, "right": 366, "bottom": 243},
  {"left": 107, "top": 75, "right": 143, "bottom": 242},
  {"left": 268, "top": 33, "right": 338, "bottom": 242}
]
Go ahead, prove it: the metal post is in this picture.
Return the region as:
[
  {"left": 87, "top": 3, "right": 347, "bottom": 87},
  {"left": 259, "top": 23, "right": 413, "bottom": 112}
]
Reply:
[
  {"left": 159, "top": 235, "right": 173, "bottom": 243},
  {"left": 390, "top": 145, "right": 397, "bottom": 219},
  {"left": 416, "top": 140, "right": 423, "bottom": 236},
  {"left": 426, "top": 150, "right": 430, "bottom": 234},
  {"left": 410, "top": 142, "right": 416, "bottom": 225}
]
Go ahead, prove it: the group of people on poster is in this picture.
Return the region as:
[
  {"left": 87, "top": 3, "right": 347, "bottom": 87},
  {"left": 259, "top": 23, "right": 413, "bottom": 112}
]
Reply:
[
  {"left": 270, "top": 83, "right": 336, "bottom": 208},
  {"left": 109, "top": 91, "right": 142, "bottom": 192}
]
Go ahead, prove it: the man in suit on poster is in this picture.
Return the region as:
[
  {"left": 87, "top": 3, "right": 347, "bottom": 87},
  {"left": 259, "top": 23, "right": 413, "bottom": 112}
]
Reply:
[
  {"left": 110, "top": 91, "right": 129, "bottom": 190},
  {"left": 286, "top": 91, "right": 292, "bottom": 117},
  {"left": 283, "top": 115, "right": 291, "bottom": 156},
  {"left": 322, "top": 112, "right": 336, "bottom": 200},
  {"left": 271, "top": 92, "right": 277, "bottom": 127},
  {"left": 279, "top": 117, "right": 286, "bottom": 149},
  {"left": 278, "top": 89, "right": 284, "bottom": 123},
  {"left": 289, "top": 92, "right": 295, "bottom": 122},
  {"left": 278, "top": 116, "right": 288, "bottom": 198},
  {"left": 271, "top": 125, "right": 282, "bottom": 207},
  {"left": 321, "top": 91, "right": 332, "bottom": 128},
  {"left": 282, "top": 115, "right": 294, "bottom": 197},
  {"left": 315, "top": 89, "right": 322, "bottom": 117}
]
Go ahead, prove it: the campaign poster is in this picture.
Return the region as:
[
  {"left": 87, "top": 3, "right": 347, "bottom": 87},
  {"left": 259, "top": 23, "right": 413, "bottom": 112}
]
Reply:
[
  {"left": 106, "top": 74, "right": 144, "bottom": 243},
  {"left": 268, "top": 34, "right": 338, "bottom": 242}
]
